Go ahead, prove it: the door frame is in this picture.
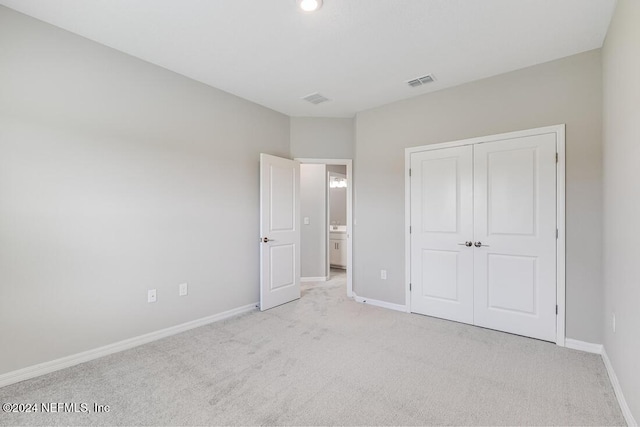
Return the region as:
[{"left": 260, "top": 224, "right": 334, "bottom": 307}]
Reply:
[
  {"left": 404, "top": 124, "right": 566, "bottom": 346},
  {"left": 296, "top": 158, "right": 353, "bottom": 298}
]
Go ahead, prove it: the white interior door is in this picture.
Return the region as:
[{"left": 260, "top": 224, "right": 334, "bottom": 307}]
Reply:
[
  {"left": 410, "top": 146, "right": 474, "bottom": 324},
  {"left": 260, "top": 153, "right": 300, "bottom": 311},
  {"left": 473, "top": 134, "right": 557, "bottom": 341}
]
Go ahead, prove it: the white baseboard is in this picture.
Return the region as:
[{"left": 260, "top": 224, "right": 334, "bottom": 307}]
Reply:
[
  {"left": 0, "top": 302, "right": 258, "bottom": 389},
  {"left": 602, "top": 348, "right": 637, "bottom": 427},
  {"left": 300, "top": 276, "right": 328, "bottom": 282},
  {"left": 567, "top": 339, "right": 639, "bottom": 426},
  {"left": 352, "top": 292, "right": 406, "bottom": 312},
  {"left": 565, "top": 338, "right": 604, "bottom": 354}
]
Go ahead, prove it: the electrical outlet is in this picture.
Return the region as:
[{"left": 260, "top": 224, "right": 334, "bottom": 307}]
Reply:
[
  {"left": 304, "top": 217, "right": 310, "bottom": 225},
  {"left": 381, "top": 269, "right": 387, "bottom": 280},
  {"left": 179, "top": 283, "right": 188, "bottom": 297},
  {"left": 612, "top": 313, "right": 616, "bottom": 333},
  {"left": 147, "top": 289, "right": 157, "bottom": 303}
]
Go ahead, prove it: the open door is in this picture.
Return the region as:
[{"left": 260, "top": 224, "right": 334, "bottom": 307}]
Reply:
[{"left": 259, "top": 153, "right": 301, "bottom": 311}]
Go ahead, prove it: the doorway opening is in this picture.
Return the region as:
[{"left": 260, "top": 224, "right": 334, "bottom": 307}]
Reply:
[{"left": 297, "top": 158, "right": 353, "bottom": 298}]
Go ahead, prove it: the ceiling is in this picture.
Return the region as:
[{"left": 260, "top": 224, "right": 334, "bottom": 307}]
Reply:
[{"left": 0, "top": 0, "right": 616, "bottom": 118}]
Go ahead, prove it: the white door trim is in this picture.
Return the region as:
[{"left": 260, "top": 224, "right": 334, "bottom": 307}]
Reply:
[
  {"left": 404, "top": 124, "right": 566, "bottom": 346},
  {"left": 295, "top": 158, "right": 353, "bottom": 298}
]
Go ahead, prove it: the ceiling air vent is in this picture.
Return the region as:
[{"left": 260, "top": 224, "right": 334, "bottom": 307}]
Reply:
[
  {"left": 302, "top": 92, "right": 330, "bottom": 105},
  {"left": 407, "top": 74, "right": 436, "bottom": 88}
]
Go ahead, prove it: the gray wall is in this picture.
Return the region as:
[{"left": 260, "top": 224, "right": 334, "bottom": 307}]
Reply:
[
  {"left": 354, "top": 49, "right": 603, "bottom": 344},
  {"left": 327, "top": 165, "right": 347, "bottom": 174},
  {"left": 329, "top": 184, "right": 347, "bottom": 226},
  {"left": 0, "top": 6, "right": 289, "bottom": 375},
  {"left": 327, "top": 165, "right": 347, "bottom": 225},
  {"left": 290, "top": 117, "right": 355, "bottom": 159},
  {"left": 328, "top": 166, "right": 347, "bottom": 226},
  {"left": 300, "top": 164, "right": 327, "bottom": 278},
  {"left": 602, "top": 0, "right": 640, "bottom": 421}
]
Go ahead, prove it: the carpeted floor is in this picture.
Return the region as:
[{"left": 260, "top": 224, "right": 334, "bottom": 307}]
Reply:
[{"left": 0, "top": 270, "right": 626, "bottom": 426}]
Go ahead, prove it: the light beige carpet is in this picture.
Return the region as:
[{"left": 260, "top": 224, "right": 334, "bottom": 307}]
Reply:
[{"left": 0, "top": 270, "right": 626, "bottom": 426}]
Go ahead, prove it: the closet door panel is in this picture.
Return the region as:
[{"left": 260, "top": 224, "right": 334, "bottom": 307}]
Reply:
[
  {"left": 410, "top": 146, "right": 474, "bottom": 324},
  {"left": 473, "top": 134, "right": 557, "bottom": 342}
]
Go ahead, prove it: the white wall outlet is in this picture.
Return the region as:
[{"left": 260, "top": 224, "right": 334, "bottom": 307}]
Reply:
[
  {"left": 303, "top": 216, "right": 310, "bottom": 225},
  {"left": 380, "top": 269, "right": 387, "bottom": 280},
  {"left": 147, "top": 289, "right": 157, "bottom": 303},
  {"left": 612, "top": 313, "right": 616, "bottom": 333},
  {"left": 179, "top": 283, "right": 188, "bottom": 297}
]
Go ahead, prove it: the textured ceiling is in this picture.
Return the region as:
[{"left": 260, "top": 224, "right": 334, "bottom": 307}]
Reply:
[{"left": 0, "top": 0, "right": 617, "bottom": 117}]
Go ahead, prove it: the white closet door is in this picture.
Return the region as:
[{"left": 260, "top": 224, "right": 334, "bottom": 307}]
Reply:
[
  {"left": 472, "top": 134, "right": 557, "bottom": 341},
  {"left": 410, "top": 146, "right": 474, "bottom": 324}
]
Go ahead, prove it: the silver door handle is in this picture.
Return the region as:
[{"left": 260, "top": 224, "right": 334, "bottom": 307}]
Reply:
[
  {"left": 458, "top": 241, "right": 473, "bottom": 247},
  {"left": 262, "top": 237, "right": 274, "bottom": 243},
  {"left": 474, "top": 241, "right": 489, "bottom": 247}
]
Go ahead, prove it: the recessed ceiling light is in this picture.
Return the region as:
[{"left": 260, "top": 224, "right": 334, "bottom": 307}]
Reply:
[{"left": 297, "top": 0, "right": 323, "bottom": 12}]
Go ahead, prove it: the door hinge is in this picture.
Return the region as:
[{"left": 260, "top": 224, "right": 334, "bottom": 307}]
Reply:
[
  {"left": 556, "top": 153, "right": 559, "bottom": 163},
  {"left": 409, "top": 226, "right": 412, "bottom": 234},
  {"left": 409, "top": 283, "right": 412, "bottom": 291},
  {"left": 556, "top": 305, "right": 558, "bottom": 315},
  {"left": 409, "top": 168, "right": 412, "bottom": 177}
]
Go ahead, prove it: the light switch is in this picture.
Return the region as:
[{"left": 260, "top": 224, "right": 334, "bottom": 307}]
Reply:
[
  {"left": 304, "top": 217, "right": 310, "bottom": 225},
  {"left": 179, "top": 283, "right": 188, "bottom": 296}
]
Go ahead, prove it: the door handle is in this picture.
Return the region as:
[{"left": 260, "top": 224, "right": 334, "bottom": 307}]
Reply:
[
  {"left": 458, "top": 241, "right": 473, "bottom": 247},
  {"left": 474, "top": 241, "right": 489, "bottom": 247},
  {"left": 262, "top": 237, "right": 274, "bottom": 243}
]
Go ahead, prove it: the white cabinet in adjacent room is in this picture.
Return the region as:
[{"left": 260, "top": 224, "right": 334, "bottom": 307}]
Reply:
[{"left": 330, "top": 226, "right": 347, "bottom": 268}]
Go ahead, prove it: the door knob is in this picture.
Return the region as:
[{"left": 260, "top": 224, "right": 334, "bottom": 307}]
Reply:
[
  {"left": 262, "top": 237, "right": 273, "bottom": 243},
  {"left": 474, "top": 241, "right": 489, "bottom": 247},
  {"left": 458, "top": 241, "right": 473, "bottom": 247}
]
